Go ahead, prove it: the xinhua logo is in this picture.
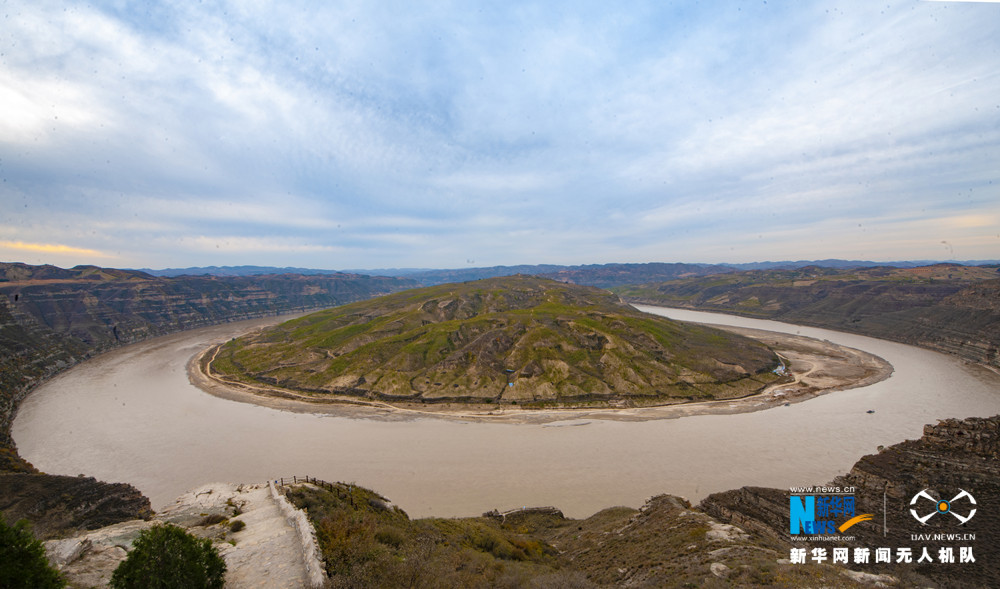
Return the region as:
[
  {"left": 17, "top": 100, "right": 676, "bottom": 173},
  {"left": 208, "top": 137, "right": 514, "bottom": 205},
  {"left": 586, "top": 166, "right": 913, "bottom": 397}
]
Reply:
[
  {"left": 910, "top": 489, "right": 977, "bottom": 525},
  {"left": 789, "top": 495, "right": 873, "bottom": 535}
]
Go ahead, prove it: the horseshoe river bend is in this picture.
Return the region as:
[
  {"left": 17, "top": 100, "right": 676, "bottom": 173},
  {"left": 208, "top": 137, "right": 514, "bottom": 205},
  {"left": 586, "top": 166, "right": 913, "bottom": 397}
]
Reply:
[{"left": 12, "top": 306, "right": 1000, "bottom": 518}]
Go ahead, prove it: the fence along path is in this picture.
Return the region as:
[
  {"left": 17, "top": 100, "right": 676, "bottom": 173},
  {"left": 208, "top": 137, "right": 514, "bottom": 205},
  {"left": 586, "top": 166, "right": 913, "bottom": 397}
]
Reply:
[{"left": 267, "top": 479, "right": 326, "bottom": 588}]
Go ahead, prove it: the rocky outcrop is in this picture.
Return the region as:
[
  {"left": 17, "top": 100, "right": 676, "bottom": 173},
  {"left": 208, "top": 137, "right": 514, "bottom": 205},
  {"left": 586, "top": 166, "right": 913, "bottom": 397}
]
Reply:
[
  {"left": 0, "top": 474, "right": 152, "bottom": 539},
  {"left": 533, "top": 493, "right": 877, "bottom": 587},
  {"left": 701, "top": 414, "right": 1000, "bottom": 588},
  {"left": 482, "top": 506, "right": 565, "bottom": 524},
  {"left": 697, "top": 486, "right": 790, "bottom": 544}
]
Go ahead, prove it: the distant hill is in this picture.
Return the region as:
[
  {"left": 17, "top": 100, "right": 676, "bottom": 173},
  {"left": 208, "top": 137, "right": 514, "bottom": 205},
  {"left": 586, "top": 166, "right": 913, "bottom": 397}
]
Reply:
[
  {"left": 616, "top": 264, "right": 1000, "bottom": 369},
  {"left": 723, "top": 259, "right": 1000, "bottom": 270},
  {"left": 0, "top": 262, "right": 154, "bottom": 281},
  {"left": 139, "top": 259, "right": 1000, "bottom": 286},
  {"left": 136, "top": 265, "right": 347, "bottom": 277},
  {"left": 398, "top": 262, "right": 736, "bottom": 288},
  {"left": 210, "top": 275, "right": 782, "bottom": 408}
]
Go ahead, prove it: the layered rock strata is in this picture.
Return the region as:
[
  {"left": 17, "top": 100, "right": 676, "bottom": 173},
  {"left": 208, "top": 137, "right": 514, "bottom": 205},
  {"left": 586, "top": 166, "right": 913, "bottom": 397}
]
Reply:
[
  {"left": 701, "top": 415, "right": 1000, "bottom": 587},
  {"left": 621, "top": 265, "right": 1000, "bottom": 370},
  {"left": 0, "top": 263, "right": 414, "bottom": 535}
]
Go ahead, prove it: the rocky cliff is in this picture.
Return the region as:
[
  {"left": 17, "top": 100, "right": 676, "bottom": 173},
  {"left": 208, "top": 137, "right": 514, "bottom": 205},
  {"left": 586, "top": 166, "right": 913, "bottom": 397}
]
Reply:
[
  {"left": 0, "top": 263, "right": 415, "bottom": 533},
  {"left": 701, "top": 414, "right": 1000, "bottom": 588},
  {"left": 618, "top": 264, "right": 1000, "bottom": 371},
  {"left": 0, "top": 474, "right": 153, "bottom": 539}
]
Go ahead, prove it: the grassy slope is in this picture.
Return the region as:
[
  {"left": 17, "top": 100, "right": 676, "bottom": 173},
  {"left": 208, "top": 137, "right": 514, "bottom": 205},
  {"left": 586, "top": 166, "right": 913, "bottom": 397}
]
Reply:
[
  {"left": 286, "top": 480, "right": 874, "bottom": 588},
  {"left": 213, "top": 276, "right": 781, "bottom": 407}
]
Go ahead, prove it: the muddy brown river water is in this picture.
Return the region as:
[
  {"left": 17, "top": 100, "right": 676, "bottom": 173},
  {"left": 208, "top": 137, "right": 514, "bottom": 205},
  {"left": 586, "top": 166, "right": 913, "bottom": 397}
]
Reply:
[{"left": 13, "top": 306, "right": 1000, "bottom": 518}]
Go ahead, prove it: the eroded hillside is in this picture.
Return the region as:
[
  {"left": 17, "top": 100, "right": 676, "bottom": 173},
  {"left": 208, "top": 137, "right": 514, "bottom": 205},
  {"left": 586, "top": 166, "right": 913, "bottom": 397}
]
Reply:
[
  {"left": 211, "top": 276, "right": 783, "bottom": 408},
  {"left": 617, "top": 264, "right": 1000, "bottom": 369}
]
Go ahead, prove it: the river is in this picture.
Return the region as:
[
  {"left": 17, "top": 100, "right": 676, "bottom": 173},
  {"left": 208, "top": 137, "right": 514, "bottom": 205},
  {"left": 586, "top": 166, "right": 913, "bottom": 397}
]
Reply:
[{"left": 12, "top": 307, "right": 1000, "bottom": 519}]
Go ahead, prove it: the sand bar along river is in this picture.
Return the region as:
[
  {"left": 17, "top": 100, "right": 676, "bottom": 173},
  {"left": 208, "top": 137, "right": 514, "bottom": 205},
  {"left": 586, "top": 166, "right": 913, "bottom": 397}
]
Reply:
[{"left": 13, "top": 306, "right": 1000, "bottom": 519}]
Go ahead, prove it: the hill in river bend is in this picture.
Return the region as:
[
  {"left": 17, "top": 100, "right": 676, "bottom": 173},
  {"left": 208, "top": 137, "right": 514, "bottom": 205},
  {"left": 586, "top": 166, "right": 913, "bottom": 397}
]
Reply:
[{"left": 211, "top": 276, "right": 782, "bottom": 408}]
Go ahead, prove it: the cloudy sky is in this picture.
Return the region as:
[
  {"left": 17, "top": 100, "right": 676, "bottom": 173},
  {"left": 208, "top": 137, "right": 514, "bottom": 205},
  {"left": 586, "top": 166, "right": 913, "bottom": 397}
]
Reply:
[{"left": 2, "top": 1, "right": 998, "bottom": 271}]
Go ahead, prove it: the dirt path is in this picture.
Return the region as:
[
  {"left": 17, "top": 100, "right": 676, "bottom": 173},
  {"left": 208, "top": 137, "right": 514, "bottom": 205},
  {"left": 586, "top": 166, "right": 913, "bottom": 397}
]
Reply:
[
  {"left": 45, "top": 483, "right": 315, "bottom": 588},
  {"left": 208, "top": 484, "right": 311, "bottom": 589}
]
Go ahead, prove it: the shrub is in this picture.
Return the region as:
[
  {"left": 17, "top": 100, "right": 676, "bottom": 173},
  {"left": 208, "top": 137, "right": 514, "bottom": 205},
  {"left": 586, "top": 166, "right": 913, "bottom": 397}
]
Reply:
[
  {"left": 110, "top": 524, "right": 226, "bottom": 589},
  {"left": 374, "top": 526, "right": 405, "bottom": 548},
  {"left": 196, "top": 514, "right": 227, "bottom": 527},
  {"left": 229, "top": 520, "right": 246, "bottom": 533},
  {"left": 0, "top": 516, "right": 65, "bottom": 589}
]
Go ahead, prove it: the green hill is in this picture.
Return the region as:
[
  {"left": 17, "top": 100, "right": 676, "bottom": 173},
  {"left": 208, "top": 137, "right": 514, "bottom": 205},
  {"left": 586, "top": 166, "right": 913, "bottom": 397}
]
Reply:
[{"left": 211, "top": 276, "right": 781, "bottom": 408}]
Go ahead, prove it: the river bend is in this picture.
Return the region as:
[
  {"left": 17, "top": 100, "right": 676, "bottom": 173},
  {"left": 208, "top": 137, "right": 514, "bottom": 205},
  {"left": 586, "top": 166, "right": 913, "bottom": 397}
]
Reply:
[{"left": 13, "top": 307, "right": 1000, "bottom": 518}]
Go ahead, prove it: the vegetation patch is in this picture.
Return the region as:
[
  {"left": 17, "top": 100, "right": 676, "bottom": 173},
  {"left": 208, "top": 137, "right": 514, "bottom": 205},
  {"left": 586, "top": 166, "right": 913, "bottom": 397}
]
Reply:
[
  {"left": 212, "top": 276, "right": 781, "bottom": 408},
  {"left": 110, "top": 524, "right": 226, "bottom": 589},
  {"left": 286, "top": 481, "right": 874, "bottom": 588},
  {"left": 284, "top": 483, "right": 573, "bottom": 588}
]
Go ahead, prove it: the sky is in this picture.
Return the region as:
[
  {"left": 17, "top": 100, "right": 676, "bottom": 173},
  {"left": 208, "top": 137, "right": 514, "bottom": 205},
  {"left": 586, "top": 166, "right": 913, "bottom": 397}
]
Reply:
[{"left": 1, "top": 1, "right": 999, "bottom": 271}]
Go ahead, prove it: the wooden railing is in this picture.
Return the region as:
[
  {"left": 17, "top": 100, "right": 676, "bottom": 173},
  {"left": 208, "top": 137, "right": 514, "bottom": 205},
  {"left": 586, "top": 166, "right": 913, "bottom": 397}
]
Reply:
[{"left": 273, "top": 475, "right": 350, "bottom": 491}]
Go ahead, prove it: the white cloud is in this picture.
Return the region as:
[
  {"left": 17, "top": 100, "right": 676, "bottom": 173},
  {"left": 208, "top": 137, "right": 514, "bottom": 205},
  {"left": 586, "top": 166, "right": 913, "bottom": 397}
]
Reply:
[
  {"left": 2, "top": 1, "right": 999, "bottom": 269},
  {"left": 183, "top": 236, "right": 345, "bottom": 255},
  {"left": 431, "top": 171, "right": 556, "bottom": 193},
  {"left": 0, "top": 73, "right": 103, "bottom": 143}
]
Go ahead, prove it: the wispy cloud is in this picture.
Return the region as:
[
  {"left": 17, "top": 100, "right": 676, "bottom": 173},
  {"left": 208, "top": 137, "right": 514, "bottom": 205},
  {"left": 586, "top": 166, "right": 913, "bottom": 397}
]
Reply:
[
  {"left": 0, "top": 241, "right": 112, "bottom": 258},
  {"left": 1, "top": 1, "right": 998, "bottom": 269}
]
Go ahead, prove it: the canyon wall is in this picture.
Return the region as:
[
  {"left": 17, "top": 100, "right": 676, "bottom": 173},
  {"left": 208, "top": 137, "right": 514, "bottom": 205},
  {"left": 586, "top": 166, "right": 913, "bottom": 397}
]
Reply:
[
  {"left": 622, "top": 267, "right": 1000, "bottom": 371},
  {"left": 0, "top": 264, "right": 414, "bottom": 532},
  {"left": 0, "top": 264, "right": 415, "bottom": 467}
]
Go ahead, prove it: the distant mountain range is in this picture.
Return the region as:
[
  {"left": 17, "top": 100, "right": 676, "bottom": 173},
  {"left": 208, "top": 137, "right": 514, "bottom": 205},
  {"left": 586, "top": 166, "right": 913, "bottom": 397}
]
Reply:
[
  {"left": 137, "top": 265, "right": 349, "bottom": 277},
  {"left": 138, "top": 259, "right": 1000, "bottom": 288},
  {"left": 723, "top": 259, "right": 1000, "bottom": 270}
]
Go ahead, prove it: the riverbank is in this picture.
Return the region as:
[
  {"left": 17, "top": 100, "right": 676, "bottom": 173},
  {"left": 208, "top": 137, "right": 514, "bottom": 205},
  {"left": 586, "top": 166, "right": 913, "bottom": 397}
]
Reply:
[
  {"left": 18, "top": 305, "right": 1000, "bottom": 518},
  {"left": 191, "top": 320, "right": 893, "bottom": 424}
]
